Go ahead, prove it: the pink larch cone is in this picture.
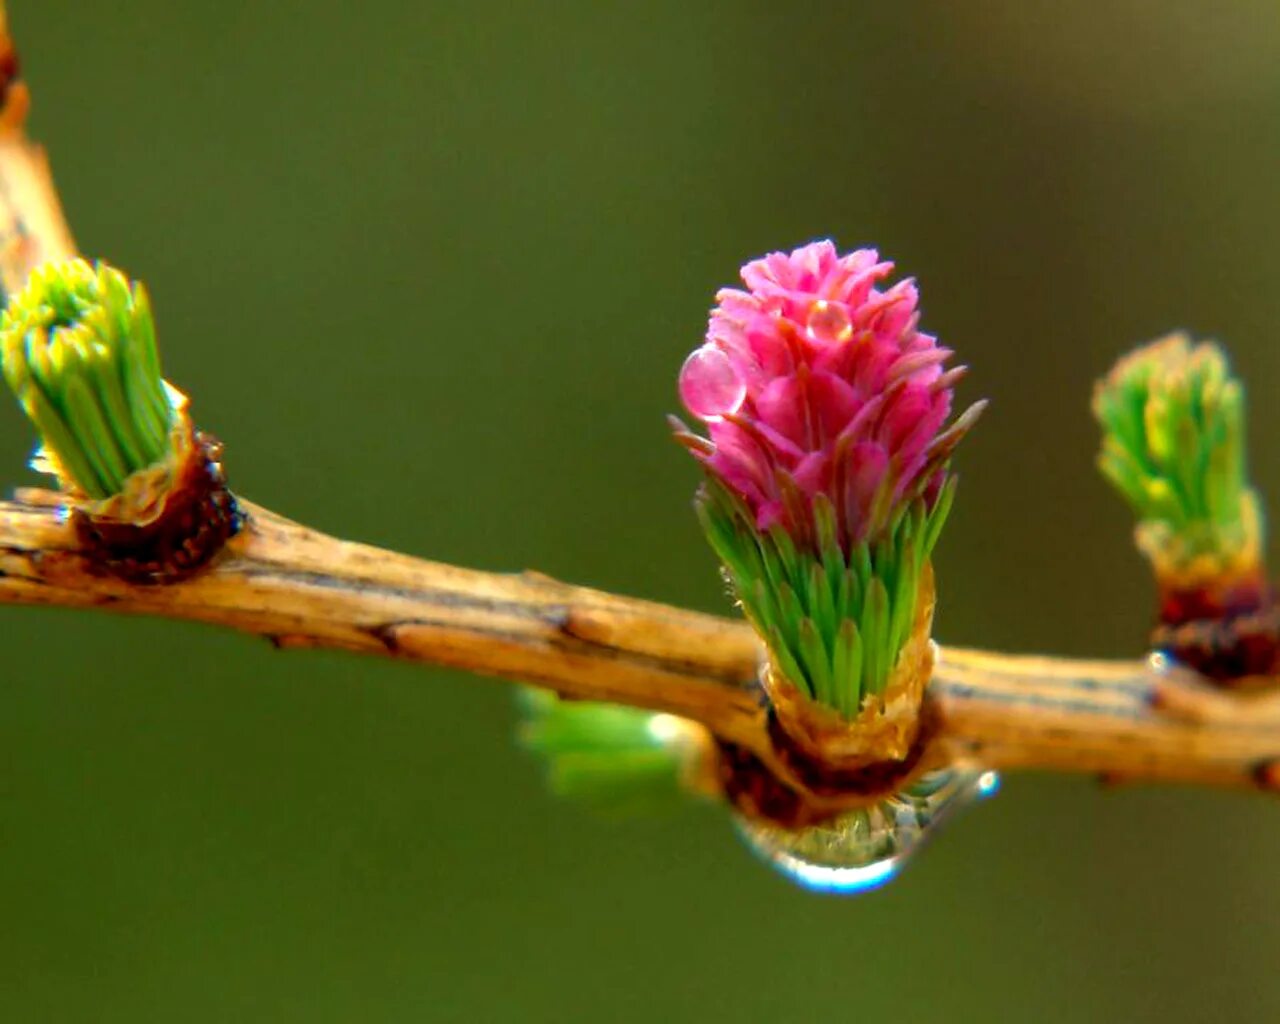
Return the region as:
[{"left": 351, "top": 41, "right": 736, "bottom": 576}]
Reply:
[
  {"left": 676, "top": 240, "right": 981, "bottom": 555},
  {"left": 673, "top": 240, "right": 982, "bottom": 748}
]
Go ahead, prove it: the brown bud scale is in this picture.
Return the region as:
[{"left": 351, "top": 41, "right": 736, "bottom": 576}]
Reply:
[
  {"left": 714, "top": 703, "right": 936, "bottom": 829},
  {"left": 1151, "top": 607, "right": 1280, "bottom": 687},
  {"left": 72, "top": 432, "right": 242, "bottom": 585}
]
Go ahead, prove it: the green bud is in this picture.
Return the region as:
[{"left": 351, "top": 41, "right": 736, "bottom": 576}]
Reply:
[
  {"left": 1093, "top": 334, "right": 1262, "bottom": 580},
  {"left": 1, "top": 259, "right": 175, "bottom": 499},
  {"left": 517, "top": 688, "right": 704, "bottom": 814}
]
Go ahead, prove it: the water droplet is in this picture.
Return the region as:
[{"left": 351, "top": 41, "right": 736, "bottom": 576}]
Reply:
[
  {"left": 679, "top": 345, "right": 746, "bottom": 420},
  {"left": 734, "top": 768, "right": 998, "bottom": 893},
  {"left": 806, "top": 299, "right": 853, "bottom": 344}
]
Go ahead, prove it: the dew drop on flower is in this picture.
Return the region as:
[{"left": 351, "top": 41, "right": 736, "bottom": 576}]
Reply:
[
  {"left": 679, "top": 345, "right": 746, "bottom": 420},
  {"left": 734, "top": 767, "right": 999, "bottom": 893},
  {"left": 806, "top": 299, "right": 853, "bottom": 344}
]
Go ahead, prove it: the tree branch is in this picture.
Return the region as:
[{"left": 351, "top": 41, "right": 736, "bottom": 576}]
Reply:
[
  {"left": 3, "top": 491, "right": 1278, "bottom": 798},
  {"left": 0, "top": 13, "right": 1275, "bottom": 805},
  {"left": 0, "top": 117, "right": 75, "bottom": 298}
]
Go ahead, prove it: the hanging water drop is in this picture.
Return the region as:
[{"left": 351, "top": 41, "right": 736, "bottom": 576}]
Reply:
[
  {"left": 734, "top": 767, "right": 999, "bottom": 893},
  {"left": 679, "top": 344, "right": 746, "bottom": 420}
]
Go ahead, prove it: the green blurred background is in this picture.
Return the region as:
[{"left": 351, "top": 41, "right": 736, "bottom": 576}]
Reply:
[{"left": 3, "top": 2, "right": 1279, "bottom": 1020}]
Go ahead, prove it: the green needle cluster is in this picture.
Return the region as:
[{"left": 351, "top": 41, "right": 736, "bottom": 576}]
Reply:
[
  {"left": 518, "top": 688, "right": 697, "bottom": 814},
  {"left": 1093, "top": 333, "right": 1261, "bottom": 577},
  {"left": 1, "top": 259, "right": 174, "bottom": 499},
  {"left": 697, "top": 478, "right": 955, "bottom": 719}
]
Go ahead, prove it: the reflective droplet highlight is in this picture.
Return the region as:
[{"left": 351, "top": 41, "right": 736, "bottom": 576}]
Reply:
[
  {"left": 806, "top": 299, "right": 853, "bottom": 344},
  {"left": 679, "top": 345, "right": 746, "bottom": 420},
  {"left": 735, "top": 767, "right": 998, "bottom": 894}
]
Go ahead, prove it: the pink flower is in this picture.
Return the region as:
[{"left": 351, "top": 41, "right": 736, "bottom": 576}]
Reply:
[{"left": 676, "top": 241, "right": 978, "bottom": 551}]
